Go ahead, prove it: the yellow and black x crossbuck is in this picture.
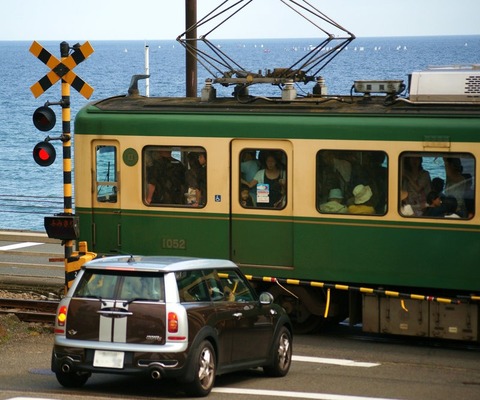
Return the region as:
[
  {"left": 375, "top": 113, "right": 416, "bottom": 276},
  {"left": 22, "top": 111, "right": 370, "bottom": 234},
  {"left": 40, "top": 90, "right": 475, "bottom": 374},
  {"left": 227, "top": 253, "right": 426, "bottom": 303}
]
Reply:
[{"left": 30, "top": 40, "right": 94, "bottom": 99}]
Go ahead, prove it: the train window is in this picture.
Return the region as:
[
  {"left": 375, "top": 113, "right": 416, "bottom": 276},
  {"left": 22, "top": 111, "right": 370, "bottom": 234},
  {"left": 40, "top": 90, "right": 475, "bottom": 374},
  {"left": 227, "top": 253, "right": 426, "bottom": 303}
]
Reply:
[
  {"left": 143, "top": 146, "right": 206, "bottom": 207},
  {"left": 316, "top": 150, "right": 388, "bottom": 215},
  {"left": 239, "top": 149, "right": 287, "bottom": 209},
  {"left": 400, "top": 152, "right": 475, "bottom": 219},
  {"left": 96, "top": 145, "right": 118, "bottom": 203}
]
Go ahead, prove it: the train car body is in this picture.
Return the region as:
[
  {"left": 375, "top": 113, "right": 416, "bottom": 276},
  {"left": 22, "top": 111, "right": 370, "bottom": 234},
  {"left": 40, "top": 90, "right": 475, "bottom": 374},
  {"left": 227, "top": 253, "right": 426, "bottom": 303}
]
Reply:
[{"left": 73, "top": 66, "right": 480, "bottom": 339}]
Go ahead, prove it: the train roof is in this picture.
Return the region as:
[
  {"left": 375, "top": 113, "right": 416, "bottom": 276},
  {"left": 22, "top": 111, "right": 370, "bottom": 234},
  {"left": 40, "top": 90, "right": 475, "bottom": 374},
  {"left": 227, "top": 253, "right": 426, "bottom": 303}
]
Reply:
[
  {"left": 88, "top": 65, "right": 480, "bottom": 117},
  {"left": 90, "top": 93, "right": 480, "bottom": 116}
]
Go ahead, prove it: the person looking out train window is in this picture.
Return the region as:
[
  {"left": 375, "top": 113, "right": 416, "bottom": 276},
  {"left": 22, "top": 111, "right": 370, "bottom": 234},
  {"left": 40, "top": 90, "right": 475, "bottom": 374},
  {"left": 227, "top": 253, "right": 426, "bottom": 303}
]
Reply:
[{"left": 243, "top": 151, "right": 286, "bottom": 209}]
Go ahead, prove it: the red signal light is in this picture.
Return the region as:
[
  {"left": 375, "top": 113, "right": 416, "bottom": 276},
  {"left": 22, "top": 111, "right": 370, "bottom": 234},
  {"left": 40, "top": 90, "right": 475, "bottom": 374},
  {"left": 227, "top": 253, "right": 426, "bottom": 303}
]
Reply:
[{"left": 33, "top": 141, "right": 56, "bottom": 166}]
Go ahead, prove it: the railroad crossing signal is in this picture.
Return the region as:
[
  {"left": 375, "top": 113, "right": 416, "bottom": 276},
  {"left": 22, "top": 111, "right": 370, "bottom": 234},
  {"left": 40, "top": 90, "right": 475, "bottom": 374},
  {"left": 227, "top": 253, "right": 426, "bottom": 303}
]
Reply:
[
  {"left": 30, "top": 40, "right": 94, "bottom": 99},
  {"left": 29, "top": 40, "right": 95, "bottom": 292}
]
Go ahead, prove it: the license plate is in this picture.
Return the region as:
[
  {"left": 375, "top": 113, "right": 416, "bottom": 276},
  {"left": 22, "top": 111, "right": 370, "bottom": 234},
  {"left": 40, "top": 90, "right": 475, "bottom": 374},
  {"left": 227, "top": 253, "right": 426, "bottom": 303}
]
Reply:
[{"left": 93, "top": 350, "right": 125, "bottom": 369}]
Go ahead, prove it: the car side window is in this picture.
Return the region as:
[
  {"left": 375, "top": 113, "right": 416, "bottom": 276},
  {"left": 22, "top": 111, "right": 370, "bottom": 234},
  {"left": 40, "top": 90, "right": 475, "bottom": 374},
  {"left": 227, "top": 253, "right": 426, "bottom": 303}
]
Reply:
[
  {"left": 176, "top": 270, "right": 211, "bottom": 302},
  {"left": 216, "top": 269, "right": 256, "bottom": 302}
]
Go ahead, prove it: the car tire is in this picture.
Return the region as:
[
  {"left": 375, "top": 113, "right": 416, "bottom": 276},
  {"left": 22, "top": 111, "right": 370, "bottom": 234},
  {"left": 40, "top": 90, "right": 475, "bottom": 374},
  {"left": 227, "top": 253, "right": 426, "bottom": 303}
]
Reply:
[
  {"left": 55, "top": 370, "right": 90, "bottom": 388},
  {"left": 263, "top": 326, "right": 292, "bottom": 377},
  {"left": 185, "top": 340, "right": 216, "bottom": 397}
]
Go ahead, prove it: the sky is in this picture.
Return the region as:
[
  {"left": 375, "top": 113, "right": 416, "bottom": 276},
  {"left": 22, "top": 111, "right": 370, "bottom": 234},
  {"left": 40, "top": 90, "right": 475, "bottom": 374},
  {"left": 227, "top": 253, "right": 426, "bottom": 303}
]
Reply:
[{"left": 1, "top": 0, "right": 479, "bottom": 41}]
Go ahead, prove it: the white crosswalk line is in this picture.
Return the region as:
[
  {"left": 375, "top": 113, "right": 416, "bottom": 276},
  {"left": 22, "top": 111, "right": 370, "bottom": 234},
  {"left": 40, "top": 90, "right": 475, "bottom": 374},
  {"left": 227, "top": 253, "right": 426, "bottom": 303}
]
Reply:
[
  {"left": 0, "top": 242, "right": 43, "bottom": 251},
  {"left": 293, "top": 355, "right": 380, "bottom": 367},
  {"left": 213, "top": 387, "right": 398, "bottom": 399}
]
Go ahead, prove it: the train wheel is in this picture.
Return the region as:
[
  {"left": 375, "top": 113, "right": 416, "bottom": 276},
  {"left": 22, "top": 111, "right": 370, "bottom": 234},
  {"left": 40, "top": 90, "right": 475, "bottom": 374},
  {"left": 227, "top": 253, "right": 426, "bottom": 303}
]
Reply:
[{"left": 268, "top": 285, "right": 324, "bottom": 334}]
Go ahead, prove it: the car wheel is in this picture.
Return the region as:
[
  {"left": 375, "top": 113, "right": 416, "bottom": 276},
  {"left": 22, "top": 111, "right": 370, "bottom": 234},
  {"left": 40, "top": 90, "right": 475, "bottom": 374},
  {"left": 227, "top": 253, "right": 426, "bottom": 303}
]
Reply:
[
  {"left": 55, "top": 370, "right": 90, "bottom": 388},
  {"left": 264, "top": 326, "right": 292, "bottom": 377},
  {"left": 185, "top": 340, "right": 216, "bottom": 397}
]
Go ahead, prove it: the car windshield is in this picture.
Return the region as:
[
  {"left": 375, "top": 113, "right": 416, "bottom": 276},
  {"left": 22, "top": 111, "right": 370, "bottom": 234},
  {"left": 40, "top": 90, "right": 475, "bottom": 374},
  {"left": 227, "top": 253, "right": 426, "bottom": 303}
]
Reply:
[{"left": 74, "top": 270, "right": 164, "bottom": 302}]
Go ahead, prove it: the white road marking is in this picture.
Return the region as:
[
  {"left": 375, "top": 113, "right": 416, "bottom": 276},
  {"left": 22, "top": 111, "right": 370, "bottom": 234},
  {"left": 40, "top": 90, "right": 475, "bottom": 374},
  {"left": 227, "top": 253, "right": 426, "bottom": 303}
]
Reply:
[
  {"left": 293, "top": 355, "right": 380, "bottom": 368},
  {"left": 213, "top": 387, "right": 399, "bottom": 400},
  {"left": 5, "top": 398, "right": 57, "bottom": 400},
  {"left": 0, "top": 242, "right": 42, "bottom": 251}
]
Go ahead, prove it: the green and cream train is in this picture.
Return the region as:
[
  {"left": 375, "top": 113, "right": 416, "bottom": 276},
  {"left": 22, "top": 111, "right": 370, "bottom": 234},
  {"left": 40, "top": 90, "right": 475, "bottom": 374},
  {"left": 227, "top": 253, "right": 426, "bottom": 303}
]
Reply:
[{"left": 73, "top": 66, "right": 480, "bottom": 340}]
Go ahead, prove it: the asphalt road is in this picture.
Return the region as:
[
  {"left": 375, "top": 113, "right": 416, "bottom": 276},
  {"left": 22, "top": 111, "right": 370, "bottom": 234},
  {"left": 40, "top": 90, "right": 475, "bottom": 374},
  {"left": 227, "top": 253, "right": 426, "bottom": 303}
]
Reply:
[
  {"left": 0, "top": 328, "right": 479, "bottom": 400},
  {"left": 1, "top": 231, "right": 479, "bottom": 400}
]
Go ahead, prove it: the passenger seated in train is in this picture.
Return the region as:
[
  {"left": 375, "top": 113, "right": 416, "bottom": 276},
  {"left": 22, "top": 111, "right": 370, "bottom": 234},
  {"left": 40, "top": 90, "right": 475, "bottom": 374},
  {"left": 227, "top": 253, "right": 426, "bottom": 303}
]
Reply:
[
  {"left": 146, "top": 149, "right": 186, "bottom": 205},
  {"left": 400, "top": 190, "right": 414, "bottom": 216},
  {"left": 347, "top": 184, "right": 376, "bottom": 214},
  {"left": 442, "top": 196, "right": 461, "bottom": 218},
  {"left": 431, "top": 177, "right": 446, "bottom": 200},
  {"left": 319, "top": 188, "right": 347, "bottom": 213},
  {"left": 422, "top": 191, "right": 445, "bottom": 217},
  {"left": 317, "top": 151, "right": 352, "bottom": 204}
]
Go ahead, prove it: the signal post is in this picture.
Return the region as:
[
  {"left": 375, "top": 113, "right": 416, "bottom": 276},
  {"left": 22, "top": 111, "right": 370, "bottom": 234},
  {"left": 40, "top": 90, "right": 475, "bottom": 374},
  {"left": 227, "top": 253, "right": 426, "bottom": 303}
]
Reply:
[{"left": 30, "top": 41, "right": 96, "bottom": 291}]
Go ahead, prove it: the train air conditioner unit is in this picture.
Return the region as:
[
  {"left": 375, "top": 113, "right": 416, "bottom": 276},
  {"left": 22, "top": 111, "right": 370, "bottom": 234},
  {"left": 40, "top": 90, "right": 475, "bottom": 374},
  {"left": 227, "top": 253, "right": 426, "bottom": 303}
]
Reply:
[{"left": 409, "top": 64, "right": 480, "bottom": 103}]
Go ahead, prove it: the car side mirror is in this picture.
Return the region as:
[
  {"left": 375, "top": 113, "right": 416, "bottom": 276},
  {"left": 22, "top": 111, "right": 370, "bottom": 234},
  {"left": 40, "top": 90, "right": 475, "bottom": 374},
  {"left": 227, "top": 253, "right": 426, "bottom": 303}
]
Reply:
[{"left": 259, "top": 292, "right": 274, "bottom": 305}]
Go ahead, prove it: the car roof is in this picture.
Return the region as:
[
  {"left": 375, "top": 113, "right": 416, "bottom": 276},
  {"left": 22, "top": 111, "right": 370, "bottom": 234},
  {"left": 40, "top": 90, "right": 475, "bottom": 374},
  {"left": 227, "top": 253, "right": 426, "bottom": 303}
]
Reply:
[{"left": 83, "top": 255, "right": 238, "bottom": 273}]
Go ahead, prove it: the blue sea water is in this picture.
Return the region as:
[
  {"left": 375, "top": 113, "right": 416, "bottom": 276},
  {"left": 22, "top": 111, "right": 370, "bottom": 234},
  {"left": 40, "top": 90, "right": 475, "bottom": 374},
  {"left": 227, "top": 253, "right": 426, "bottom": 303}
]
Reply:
[{"left": 0, "top": 35, "right": 479, "bottom": 231}]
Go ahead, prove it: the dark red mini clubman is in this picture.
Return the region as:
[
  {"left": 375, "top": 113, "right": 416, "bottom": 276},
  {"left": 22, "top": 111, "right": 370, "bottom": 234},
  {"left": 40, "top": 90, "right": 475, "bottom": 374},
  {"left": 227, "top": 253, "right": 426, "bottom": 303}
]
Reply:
[{"left": 51, "top": 255, "right": 292, "bottom": 397}]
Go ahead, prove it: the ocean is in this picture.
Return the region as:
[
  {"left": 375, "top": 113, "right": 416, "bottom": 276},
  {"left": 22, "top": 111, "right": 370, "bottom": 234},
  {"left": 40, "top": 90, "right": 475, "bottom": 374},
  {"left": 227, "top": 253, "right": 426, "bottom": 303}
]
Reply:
[{"left": 0, "top": 35, "right": 479, "bottom": 231}]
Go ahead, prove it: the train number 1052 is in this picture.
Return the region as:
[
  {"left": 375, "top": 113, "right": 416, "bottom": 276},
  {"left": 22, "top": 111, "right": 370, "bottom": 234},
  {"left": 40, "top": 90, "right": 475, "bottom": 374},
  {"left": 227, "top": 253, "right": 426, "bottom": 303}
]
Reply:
[{"left": 162, "top": 238, "right": 186, "bottom": 250}]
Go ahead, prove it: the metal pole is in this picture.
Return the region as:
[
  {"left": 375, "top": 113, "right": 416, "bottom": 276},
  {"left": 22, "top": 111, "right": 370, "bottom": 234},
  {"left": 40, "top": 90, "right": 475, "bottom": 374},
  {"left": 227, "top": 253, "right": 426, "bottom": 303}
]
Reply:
[
  {"left": 60, "top": 41, "right": 74, "bottom": 291},
  {"left": 186, "top": 0, "right": 197, "bottom": 97},
  {"left": 145, "top": 44, "right": 150, "bottom": 97}
]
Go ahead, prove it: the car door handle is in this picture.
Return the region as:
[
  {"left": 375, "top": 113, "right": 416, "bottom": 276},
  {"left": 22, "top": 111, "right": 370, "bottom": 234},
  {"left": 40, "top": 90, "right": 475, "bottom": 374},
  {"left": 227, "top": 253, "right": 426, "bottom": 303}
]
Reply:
[
  {"left": 232, "top": 312, "right": 243, "bottom": 319},
  {"left": 97, "top": 310, "right": 133, "bottom": 318}
]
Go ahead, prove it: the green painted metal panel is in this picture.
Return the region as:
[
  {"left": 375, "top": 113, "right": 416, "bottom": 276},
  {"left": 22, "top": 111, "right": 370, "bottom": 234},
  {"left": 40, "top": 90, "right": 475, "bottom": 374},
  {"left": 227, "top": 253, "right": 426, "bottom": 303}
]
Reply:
[{"left": 75, "top": 105, "right": 480, "bottom": 143}]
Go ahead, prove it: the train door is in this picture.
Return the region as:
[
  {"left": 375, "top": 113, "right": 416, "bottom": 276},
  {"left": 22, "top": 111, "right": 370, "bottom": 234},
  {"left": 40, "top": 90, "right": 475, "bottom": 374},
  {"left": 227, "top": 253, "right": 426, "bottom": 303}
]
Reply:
[
  {"left": 91, "top": 141, "right": 121, "bottom": 253},
  {"left": 231, "top": 140, "right": 293, "bottom": 269}
]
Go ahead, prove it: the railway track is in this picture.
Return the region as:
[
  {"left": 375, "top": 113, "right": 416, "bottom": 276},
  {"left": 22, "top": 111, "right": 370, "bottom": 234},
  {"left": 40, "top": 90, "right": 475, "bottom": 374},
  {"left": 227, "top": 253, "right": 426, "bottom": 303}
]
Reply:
[{"left": 0, "top": 298, "right": 58, "bottom": 323}]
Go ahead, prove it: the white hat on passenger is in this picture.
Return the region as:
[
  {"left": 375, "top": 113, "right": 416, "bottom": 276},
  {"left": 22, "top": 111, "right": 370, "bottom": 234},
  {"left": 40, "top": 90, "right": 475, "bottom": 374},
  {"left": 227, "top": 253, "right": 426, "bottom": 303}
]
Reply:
[
  {"left": 353, "top": 184, "right": 373, "bottom": 204},
  {"left": 328, "top": 188, "right": 343, "bottom": 199}
]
